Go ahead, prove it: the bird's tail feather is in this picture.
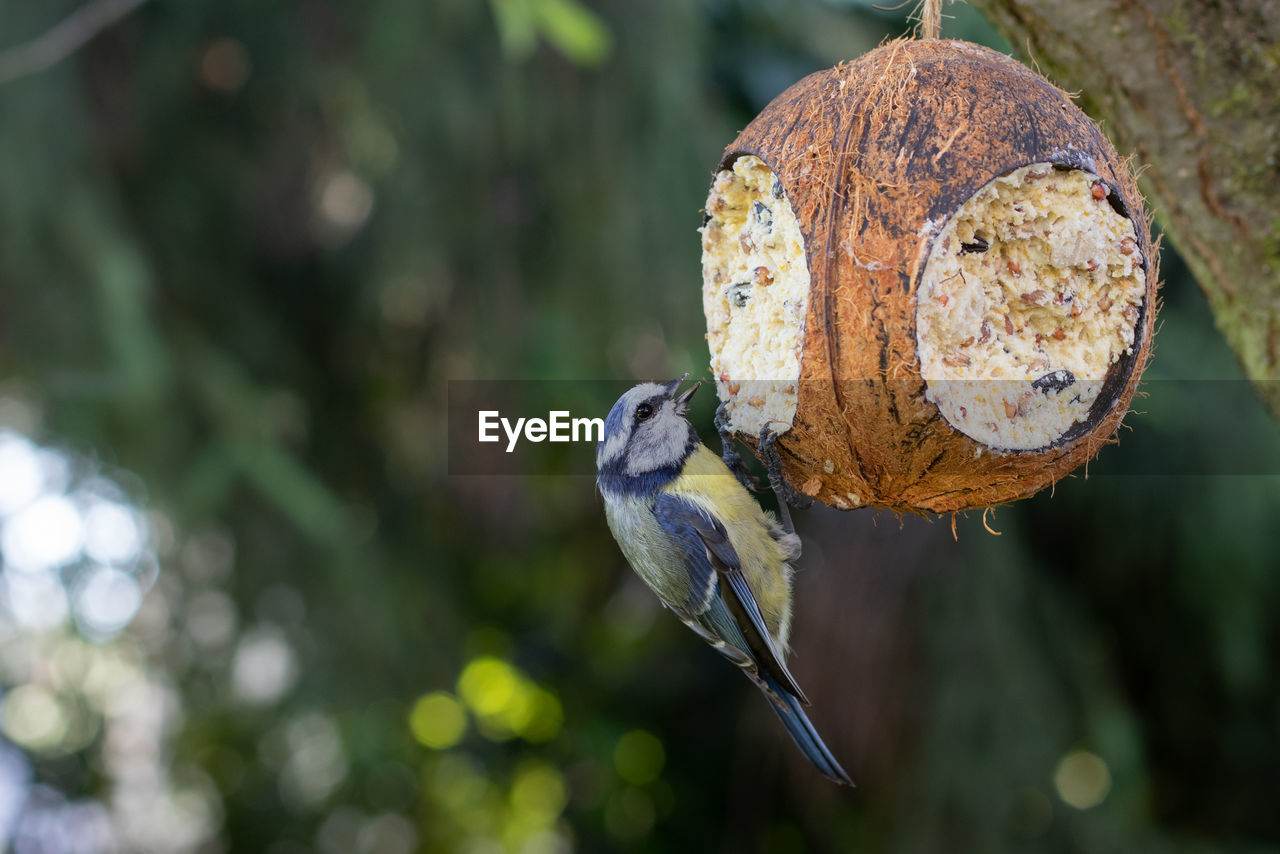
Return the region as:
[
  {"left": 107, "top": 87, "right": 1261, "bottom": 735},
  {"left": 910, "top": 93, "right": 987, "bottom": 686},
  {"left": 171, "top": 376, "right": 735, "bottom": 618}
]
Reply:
[{"left": 763, "top": 674, "right": 854, "bottom": 787}]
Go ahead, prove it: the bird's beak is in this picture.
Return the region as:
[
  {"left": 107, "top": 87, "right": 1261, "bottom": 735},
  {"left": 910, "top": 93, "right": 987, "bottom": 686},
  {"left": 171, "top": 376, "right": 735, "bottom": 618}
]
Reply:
[
  {"left": 673, "top": 379, "right": 701, "bottom": 415},
  {"left": 664, "top": 373, "right": 690, "bottom": 396}
]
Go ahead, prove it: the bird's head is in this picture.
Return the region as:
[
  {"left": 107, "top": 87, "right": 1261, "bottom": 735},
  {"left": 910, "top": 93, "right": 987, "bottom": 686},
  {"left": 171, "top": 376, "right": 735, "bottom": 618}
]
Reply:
[{"left": 596, "top": 375, "right": 701, "bottom": 484}]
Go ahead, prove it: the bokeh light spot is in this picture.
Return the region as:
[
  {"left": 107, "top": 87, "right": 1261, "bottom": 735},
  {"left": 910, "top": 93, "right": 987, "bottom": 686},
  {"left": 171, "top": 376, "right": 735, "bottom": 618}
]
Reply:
[
  {"left": 0, "top": 743, "right": 32, "bottom": 845},
  {"left": 318, "top": 170, "right": 375, "bottom": 234},
  {"left": 199, "top": 38, "right": 252, "bottom": 92},
  {"left": 508, "top": 761, "right": 567, "bottom": 822},
  {"left": 231, "top": 627, "right": 297, "bottom": 705},
  {"left": 1, "top": 685, "right": 67, "bottom": 753},
  {"left": 82, "top": 500, "right": 145, "bottom": 566},
  {"left": 1054, "top": 749, "right": 1111, "bottom": 809},
  {"left": 409, "top": 692, "right": 467, "bottom": 750},
  {"left": 1, "top": 494, "right": 83, "bottom": 573},
  {"left": 517, "top": 829, "right": 571, "bottom": 854},
  {"left": 428, "top": 754, "right": 492, "bottom": 815},
  {"left": 5, "top": 570, "right": 69, "bottom": 630},
  {"left": 74, "top": 566, "right": 143, "bottom": 636},
  {"left": 185, "top": 590, "right": 238, "bottom": 649},
  {"left": 453, "top": 657, "right": 561, "bottom": 743},
  {"left": 280, "top": 713, "right": 348, "bottom": 808},
  {"left": 457, "top": 657, "right": 518, "bottom": 718},
  {"left": 613, "top": 730, "right": 665, "bottom": 785},
  {"left": 13, "top": 793, "right": 116, "bottom": 854},
  {"left": 0, "top": 432, "right": 42, "bottom": 516},
  {"left": 315, "top": 806, "right": 365, "bottom": 854},
  {"left": 356, "top": 812, "right": 418, "bottom": 854}
]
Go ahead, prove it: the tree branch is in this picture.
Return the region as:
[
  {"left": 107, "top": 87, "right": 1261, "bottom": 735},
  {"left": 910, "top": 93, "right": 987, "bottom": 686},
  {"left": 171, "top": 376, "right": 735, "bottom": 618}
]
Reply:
[
  {"left": 970, "top": 0, "right": 1280, "bottom": 419},
  {"left": 0, "top": 0, "right": 154, "bottom": 86}
]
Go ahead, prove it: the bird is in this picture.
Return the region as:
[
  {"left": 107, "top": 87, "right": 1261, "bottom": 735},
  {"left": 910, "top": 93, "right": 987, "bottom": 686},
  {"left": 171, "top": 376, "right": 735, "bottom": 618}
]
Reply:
[{"left": 595, "top": 374, "right": 852, "bottom": 786}]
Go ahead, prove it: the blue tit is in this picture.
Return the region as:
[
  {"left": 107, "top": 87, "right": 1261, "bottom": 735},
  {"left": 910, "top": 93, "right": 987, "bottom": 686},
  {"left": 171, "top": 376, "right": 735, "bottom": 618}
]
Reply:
[{"left": 596, "top": 375, "right": 852, "bottom": 786}]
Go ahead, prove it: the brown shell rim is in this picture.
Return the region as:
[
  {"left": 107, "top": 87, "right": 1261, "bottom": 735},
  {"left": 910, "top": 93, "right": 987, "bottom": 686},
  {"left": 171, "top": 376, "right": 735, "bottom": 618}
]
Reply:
[{"left": 710, "top": 149, "right": 1154, "bottom": 458}]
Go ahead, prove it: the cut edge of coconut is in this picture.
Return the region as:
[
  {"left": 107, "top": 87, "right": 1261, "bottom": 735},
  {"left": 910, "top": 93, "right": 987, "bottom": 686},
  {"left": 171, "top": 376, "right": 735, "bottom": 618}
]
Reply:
[
  {"left": 915, "top": 161, "right": 1149, "bottom": 453},
  {"left": 701, "top": 153, "right": 811, "bottom": 438}
]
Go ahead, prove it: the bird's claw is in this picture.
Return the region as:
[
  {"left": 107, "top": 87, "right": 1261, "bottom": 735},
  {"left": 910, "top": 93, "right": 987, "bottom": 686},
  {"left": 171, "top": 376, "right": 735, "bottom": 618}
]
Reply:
[
  {"left": 715, "top": 401, "right": 760, "bottom": 492},
  {"left": 758, "top": 425, "right": 814, "bottom": 514}
]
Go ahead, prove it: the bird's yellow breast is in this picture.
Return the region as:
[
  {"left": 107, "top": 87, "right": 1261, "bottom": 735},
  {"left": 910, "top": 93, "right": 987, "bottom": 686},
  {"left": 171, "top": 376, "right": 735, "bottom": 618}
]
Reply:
[{"left": 663, "top": 445, "right": 795, "bottom": 646}]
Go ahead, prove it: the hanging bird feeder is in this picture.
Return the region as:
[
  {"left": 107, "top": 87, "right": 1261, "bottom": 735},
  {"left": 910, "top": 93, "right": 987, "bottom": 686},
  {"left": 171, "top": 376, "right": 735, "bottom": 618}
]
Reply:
[{"left": 702, "top": 39, "right": 1158, "bottom": 513}]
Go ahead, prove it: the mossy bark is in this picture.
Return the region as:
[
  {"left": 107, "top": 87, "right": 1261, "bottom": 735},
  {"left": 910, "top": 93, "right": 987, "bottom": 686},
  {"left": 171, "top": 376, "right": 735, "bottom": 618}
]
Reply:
[{"left": 970, "top": 0, "right": 1280, "bottom": 417}]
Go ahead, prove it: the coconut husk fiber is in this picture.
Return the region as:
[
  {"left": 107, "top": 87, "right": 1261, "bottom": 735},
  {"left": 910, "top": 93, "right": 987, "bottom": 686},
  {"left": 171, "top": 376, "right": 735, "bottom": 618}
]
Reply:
[{"left": 713, "top": 39, "right": 1158, "bottom": 513}]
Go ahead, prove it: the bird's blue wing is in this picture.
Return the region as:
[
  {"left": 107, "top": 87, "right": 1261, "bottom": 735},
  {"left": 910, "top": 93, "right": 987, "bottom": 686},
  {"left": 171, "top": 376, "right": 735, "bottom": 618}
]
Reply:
[
  {"left": 651, "top": 493, "right": 733, "bottom": 616},
  {"left": 652, "top": 493, "right": 809, "bottom": 705}
]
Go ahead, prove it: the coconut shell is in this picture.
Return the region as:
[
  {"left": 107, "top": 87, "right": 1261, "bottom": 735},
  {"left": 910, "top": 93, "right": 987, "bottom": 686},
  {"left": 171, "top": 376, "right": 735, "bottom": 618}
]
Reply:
[{"left": 714, "top": 39, "right": 1158, "bottom": 513}]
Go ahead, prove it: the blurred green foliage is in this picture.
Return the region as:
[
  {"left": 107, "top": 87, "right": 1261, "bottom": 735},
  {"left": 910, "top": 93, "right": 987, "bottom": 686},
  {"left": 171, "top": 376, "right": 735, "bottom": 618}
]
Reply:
[{"left": 1, "top": 0, "right": 1279, "bottom": 852}]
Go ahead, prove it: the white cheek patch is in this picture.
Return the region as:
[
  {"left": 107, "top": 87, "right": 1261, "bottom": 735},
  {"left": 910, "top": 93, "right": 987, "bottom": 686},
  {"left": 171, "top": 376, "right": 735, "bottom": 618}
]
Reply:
[
  {"left": 597, "top": 427, "right": 629, "bottom": 467},
  {"left": 624, "top": 403, "right": 690, "bottom": 475},
  {"left": 598, "top": 384, "right": 666, "bottom": 468}
]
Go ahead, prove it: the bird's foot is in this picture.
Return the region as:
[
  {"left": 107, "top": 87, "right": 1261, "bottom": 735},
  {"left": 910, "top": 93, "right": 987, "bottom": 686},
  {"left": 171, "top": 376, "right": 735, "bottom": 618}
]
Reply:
[
  {"left": 715, "top": 401, "right": 760, "bottom": 492},
  {"left": 759, "top": 425, "right": 812, "bottom": 535}
]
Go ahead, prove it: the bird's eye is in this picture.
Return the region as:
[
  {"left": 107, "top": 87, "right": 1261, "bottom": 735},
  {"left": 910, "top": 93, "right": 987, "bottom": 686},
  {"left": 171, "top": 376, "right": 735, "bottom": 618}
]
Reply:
[{"left": 635, "top": 402, "right": 654, "bottom": 421}]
